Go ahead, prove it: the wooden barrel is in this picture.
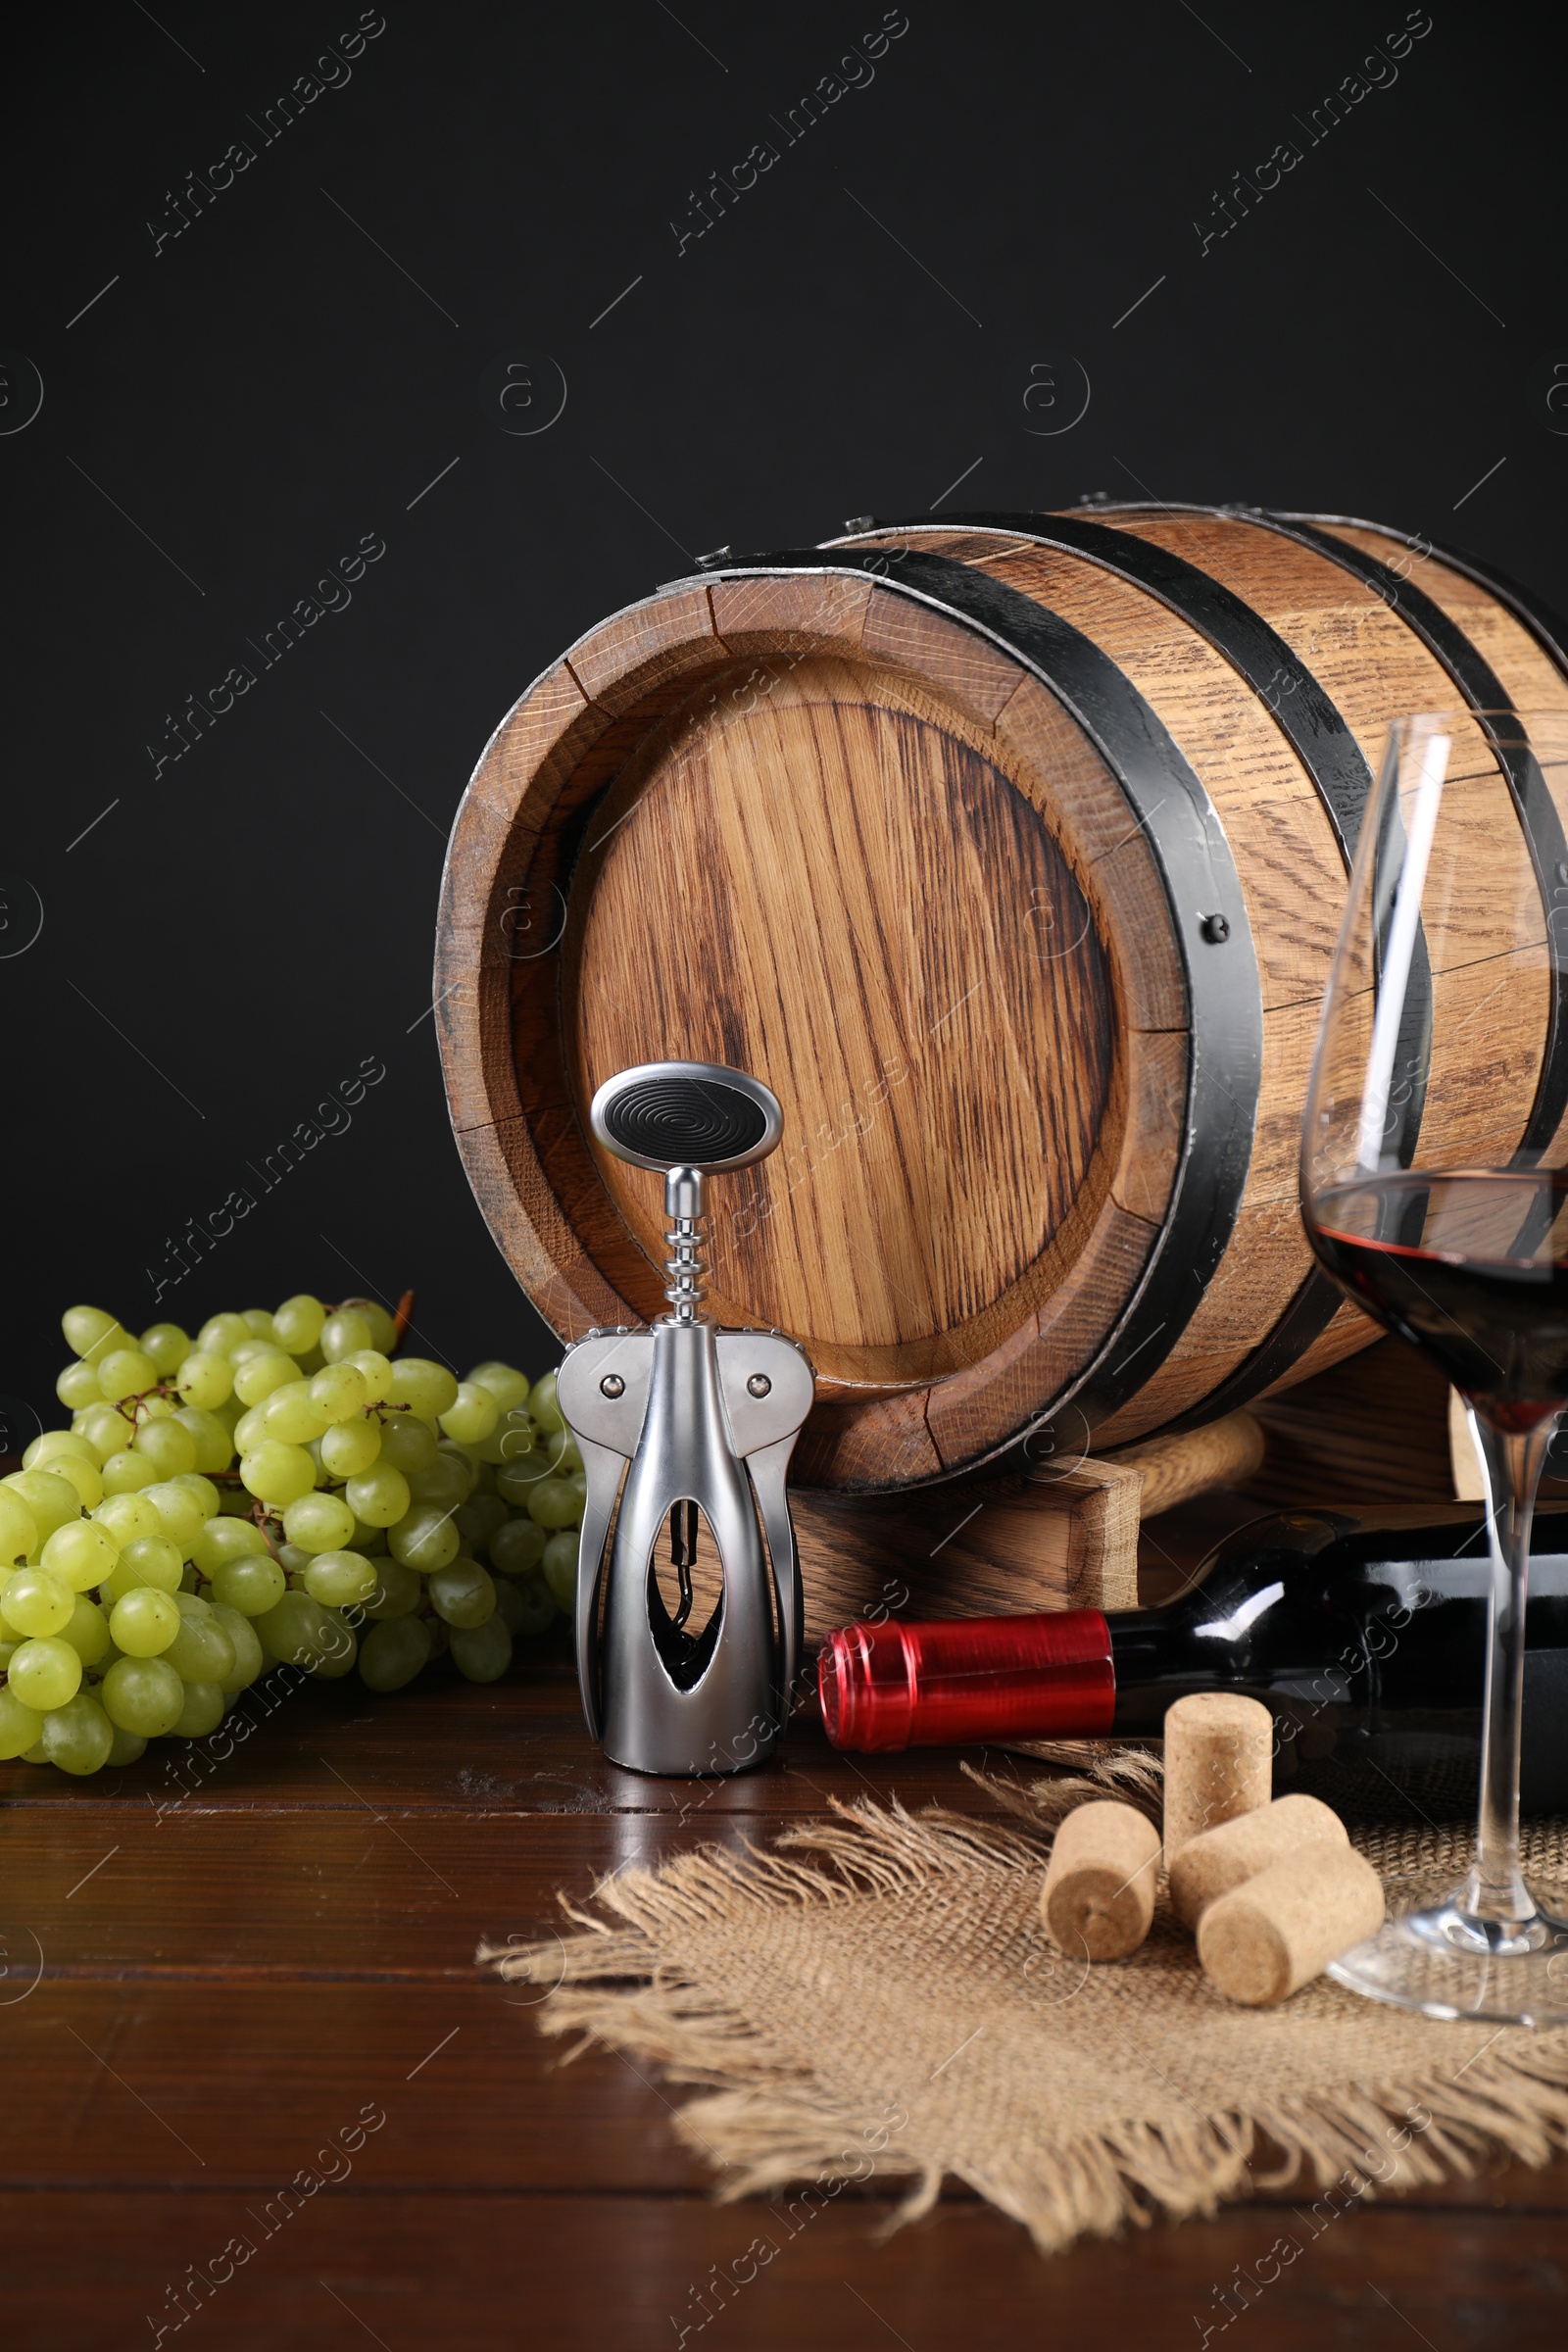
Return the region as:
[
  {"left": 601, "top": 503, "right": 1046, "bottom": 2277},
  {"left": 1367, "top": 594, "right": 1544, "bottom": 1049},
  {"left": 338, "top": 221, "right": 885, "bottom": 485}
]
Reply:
[{"left": 435, "top": 505, "right": 1568, "bottom": 1490}]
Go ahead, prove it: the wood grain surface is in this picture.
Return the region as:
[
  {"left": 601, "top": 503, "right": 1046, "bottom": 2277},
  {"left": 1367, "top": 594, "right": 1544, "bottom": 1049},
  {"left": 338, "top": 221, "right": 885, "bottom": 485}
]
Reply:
[
  {"left": 5, "top": 1501, "right": 1565, "bottom": 2352},
  {"left": 436, "top": 518, "right": 1568, "bottom": 1487}
]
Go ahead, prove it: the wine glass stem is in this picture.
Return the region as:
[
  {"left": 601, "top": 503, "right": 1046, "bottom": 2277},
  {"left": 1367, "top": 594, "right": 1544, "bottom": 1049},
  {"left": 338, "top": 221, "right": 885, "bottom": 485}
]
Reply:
[{"left": 1462, "top": 1406, "right": 1556, "bottom": 1928}]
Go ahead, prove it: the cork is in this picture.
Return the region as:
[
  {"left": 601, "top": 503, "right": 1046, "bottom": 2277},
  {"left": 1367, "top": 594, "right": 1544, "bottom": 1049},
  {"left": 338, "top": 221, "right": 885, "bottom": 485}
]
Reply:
[
  {"left": 1198, "top": 1846, "right": 1386, "bottom": 2006},
  {"left": 1161, "top": 1691, "right": 1272, "bottom": 1865},
  {"left": 1168, "top": 1793, "right": 1348, "bottom": 1931},
  {"left": 1040, "top": 1799, "right": 1162, "bottom": 1962}
]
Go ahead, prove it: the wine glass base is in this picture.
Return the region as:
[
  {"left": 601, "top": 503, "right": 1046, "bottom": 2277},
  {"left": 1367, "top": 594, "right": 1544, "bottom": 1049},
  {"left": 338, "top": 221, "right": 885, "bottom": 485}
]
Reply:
[{"left": 1327, "top": 1880, "right": 1568, "bottom": 2025}]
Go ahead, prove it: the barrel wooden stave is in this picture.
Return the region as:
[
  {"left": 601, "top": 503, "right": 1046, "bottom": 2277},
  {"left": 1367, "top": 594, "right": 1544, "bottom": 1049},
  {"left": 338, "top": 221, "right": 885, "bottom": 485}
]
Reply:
[{"left": 435, "top": 507, "right": 1568, "bottom": 1486}]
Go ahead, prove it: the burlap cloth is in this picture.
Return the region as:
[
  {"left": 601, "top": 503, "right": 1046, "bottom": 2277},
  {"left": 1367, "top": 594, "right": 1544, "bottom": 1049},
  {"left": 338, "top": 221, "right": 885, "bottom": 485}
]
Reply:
[{"left": 482, "top": 1753, "right": 1568, "bottom": 2255}]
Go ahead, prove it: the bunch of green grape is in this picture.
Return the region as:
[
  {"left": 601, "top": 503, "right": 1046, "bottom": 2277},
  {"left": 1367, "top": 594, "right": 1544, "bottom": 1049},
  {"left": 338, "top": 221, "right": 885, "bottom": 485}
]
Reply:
[{"left": 0, "top": 1294, "right": 585, "bottom": 1779}]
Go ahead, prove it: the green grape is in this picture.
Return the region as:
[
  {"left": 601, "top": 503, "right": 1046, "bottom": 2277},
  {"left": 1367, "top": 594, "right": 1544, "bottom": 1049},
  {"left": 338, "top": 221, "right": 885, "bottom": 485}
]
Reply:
[
  {"left": 139, "top": 1322, "right": 191, "bottom": 1376},
  {"left": 164, "top": 1603, "right": 236, "bottom": 1686},
  {"left": 310, "top": 1362, "right": 368, "bottom": 1424},
  {"left": 209, "top": 1552, "right": 286, "bottom": 1617},
  {"left": 106, "top": 1535, "right": 183, "bottom": 1595},
  {"left": 356, "top": 1300, "right": 400, "bottom": 1354},
  {"left": 174, "top": 1351, "right": 233, "bottom": 1410},
  {"left": 56, "top": 1358, "right": 103, "bottom": 1409},
  {"left": 101, "top": 1654, "right": 184, "bottom": 1736},
  {"left": 4, "top": 1467, "right": 86, "bottom": 1544},
  {"left": 40, "top": 1519, "right": 121, "bottom": 1593},
  {"left": 240, "top": 1441, "right": 316, "bottom": 1507},
  {"left": 241, "top": 1306, "right": 279, "bottom": 1341},
  {"left": 319, "top": 1415, "right": 381, "bottom": 1478},
  {"left": 358, "top": 1614, "right": 432, "bottom": 1692},
  {"left": 197, "top": 1312, "right": 251, "bottom": 1359},
  {"left": 489, "top": 1574, "right": 527, "bottom": 1637},
  {"left": 345, "top": 1462, "right": 411, "bottom": 1528},
  {"left": 387, "top": 1504, "right": 460, "bottom": 1575},
  {"left": 231, "top": 1404, "right": 271, "bottom": 1454},
  {"left": 406, "top": 1453, "right": 471, "bottom": 1513},
  {"left": 254, "top": 1590, "right": 335, "bottom": 1669},
  {"left": 455, "top": 1491, "right": 509, "bottom": 1554},
  {"left": 428, "top": 1557, "right": 496, "bottom": 1628},
  {"left": 172, "top": 1681, "right": 225, "bottom": 1738},
  {"left": 188, "top": 1514, "right": 268, "bottom": 1577},
  {"left": 319, "top": 1308, "right": 373, "bottom": 1362},
  {"left": 525, "top": 1477, "right": 581, "bottom": 1531},
  {"left": 466, "top": 1360, "right": 531, "bottom": 1415},
  {"left": 386, "top": 1357, "right": 459, "bottom": 1419},
  {"left": 133, "top": 1393, "right": 178, "bottom": 1425},
  {"left": 96, "top": 1346, "right": 159, "bottom": 1402},
  {"left": 474, "top": 1402, "right": 539, "bottom": 1468},
  {"left": 131, "top": 1416, "right": 198, "bottom": 1479},
  {"left": 377, "top": 1414, "right": 438, "bottom": 1476},
  {"left": 34, "top": 1450, "right": 104, "bottom": 1510},
  {"left": 102, "top": 1447, "right": 157, "bottom": 1495},
  {"left": 439, "top": 1381, "right": 501, "bottom": 1446},
  {"left": 281, "top": 1492, "right": 356, "bottom": 1555},
  {"left": 172, "top": 1472, "right": 220, "bottom": 1518},
  {"left": 489, "top": 1516, "right": 547, "bottom": 1578},
  {"left": 545, "top": 1430, "right": 584, "bottom": 1477},
  {"left": 303, "top": 1551, "right": 377, "bottom": 1607},
  {"left": 528, "top": 1370, "right": 564, "bottom": 1435},
  {"left": 106, "top": 1725, "right": 147, "bottom": 1766},
  {"left": 0, "top": 1687, "right": 44, "bottom": 1758},
  {"left": 78, "top": 1401, "right": 134, "bottom": 1464},
  {"left": 0, "top": 1488, "right": 37, "bottom": 1567},
  {"left": 210, "top": 1602, "right": 263, "bottom": 1693},
  {"left": 169, "top": 1406, "right": 233, "bottom": 1474},
  {"left": 25, "top": 1430, "right": 100, "bottom": 1472},
  {"left": 63, "top": 1305, "right": 128, "bottom": 1361},
  {"left": 58, "top": 1593, "right": 112, "bottom": 1667},
  {"left": 449, "top": 1615, "right": 514, "bottom": 1683},
  {"left": 277, "top": 1542, "right": 314, "bottom": 1578},
  {"left": 348, "top": 1348, "right": 394, "bottom": 1404},
  {"left": 8, "top": 1637, "right": 82, "bottom": 1711},
  {"left": 262, "top": 1381, "right": 329, "bottom": 1444},
  {"left": 39, "top": 1691, "right": 115, "bottom": 1776},
  {"left": 361, "top": 1556, "right": 421, "bottom": 1620},
  {"left": 271, "top": 1293, "right": 326, "bottom": 1355},
  {"left": 510, "top": 1569, "right": 559, "bottom": 1635},
  {"left": 343, "top": 1515, "right": 388, "bottom": 1556},
  {"left": 310, "top": 1610, "right": 359, "bottom": 1678},
  {"left": 232, "top": 1349, "right": 301, "bottom": 1407},
  {"left": 540, "top": 1529, "right": 578, "bottom": 1610},
  {"left": 109, "top": 1588, "right": 181, "bottom": 1657},
  {"left": 1, "top": 1569, "right": 75, "bottom": 1639},
  {"left": 93, "top": 1492, "right": 165, "bottom": 1547},
  {"left": 495, "top": 1453, "right": 551, "bottom": 1506},
  {"left": 139, "top": 1482, "right": 205, "bottom": 1555}
]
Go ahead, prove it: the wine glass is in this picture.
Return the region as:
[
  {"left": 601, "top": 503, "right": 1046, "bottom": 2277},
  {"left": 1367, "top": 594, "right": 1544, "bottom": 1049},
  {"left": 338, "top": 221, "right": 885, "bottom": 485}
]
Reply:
[{"left": 1301, "top": 707, "right": 1568, "bottom": 2024}]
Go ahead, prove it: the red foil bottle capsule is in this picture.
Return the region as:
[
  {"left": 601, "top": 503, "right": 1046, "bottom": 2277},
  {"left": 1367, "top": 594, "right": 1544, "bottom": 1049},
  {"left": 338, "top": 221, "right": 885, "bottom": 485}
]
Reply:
[{"left": 817, "top": 1610, "right": 1116, "bottom": 1752}]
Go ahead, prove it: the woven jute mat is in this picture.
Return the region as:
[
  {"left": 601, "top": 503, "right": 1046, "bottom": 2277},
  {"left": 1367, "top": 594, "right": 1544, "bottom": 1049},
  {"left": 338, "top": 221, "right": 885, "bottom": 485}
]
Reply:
[{"left": 482, "top": 1756, "right": 1568, "bottom": 2256}]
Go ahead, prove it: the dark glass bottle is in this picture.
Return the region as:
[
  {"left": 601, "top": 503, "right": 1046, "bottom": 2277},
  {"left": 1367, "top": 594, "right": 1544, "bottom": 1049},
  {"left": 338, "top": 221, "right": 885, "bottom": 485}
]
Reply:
[{"left": 816, "top": 1504, "right": 1568, "bottom": 1820}]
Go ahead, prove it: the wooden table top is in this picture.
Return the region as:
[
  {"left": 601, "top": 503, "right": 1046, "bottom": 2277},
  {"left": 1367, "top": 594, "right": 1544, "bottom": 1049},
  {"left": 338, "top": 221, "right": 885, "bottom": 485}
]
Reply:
[{"left": 4, "top": 1588, "right": 1565, "bottom": 2351}]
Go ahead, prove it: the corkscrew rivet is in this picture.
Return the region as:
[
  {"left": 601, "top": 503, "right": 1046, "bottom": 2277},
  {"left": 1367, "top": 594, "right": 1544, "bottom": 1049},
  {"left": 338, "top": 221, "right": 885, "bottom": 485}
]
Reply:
[
  {"left": 747, "top": 1373, "right": 771, "bottom": 1397},
  {"left": 1200, "top": 911, "right": 1231, "bottom": 944},
  {"left": 600, "top": 1373, "right": 625, "bottom": 1398}
]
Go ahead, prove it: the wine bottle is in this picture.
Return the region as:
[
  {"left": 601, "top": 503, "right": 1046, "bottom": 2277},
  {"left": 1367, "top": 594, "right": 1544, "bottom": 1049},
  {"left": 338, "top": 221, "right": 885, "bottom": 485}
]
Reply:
[{"left": 817, "top": 1503, "right": 1568, "bottom": 1819}]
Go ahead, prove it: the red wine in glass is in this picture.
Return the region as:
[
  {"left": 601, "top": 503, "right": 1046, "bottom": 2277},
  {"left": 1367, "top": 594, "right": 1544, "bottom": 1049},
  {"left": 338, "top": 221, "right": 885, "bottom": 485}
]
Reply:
[
  {"left": 1309, "top": 1169, "right": 1568, "bottom": 1434},
  {"left": 1301, "top": 707, "right": 1568, "bottom": 2022}
]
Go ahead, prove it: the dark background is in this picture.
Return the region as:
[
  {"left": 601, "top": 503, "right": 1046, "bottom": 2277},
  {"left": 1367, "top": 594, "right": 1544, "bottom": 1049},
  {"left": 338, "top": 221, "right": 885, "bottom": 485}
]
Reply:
[{"left": 1, "top": 0, "right": 1560, "bottom": 1446}]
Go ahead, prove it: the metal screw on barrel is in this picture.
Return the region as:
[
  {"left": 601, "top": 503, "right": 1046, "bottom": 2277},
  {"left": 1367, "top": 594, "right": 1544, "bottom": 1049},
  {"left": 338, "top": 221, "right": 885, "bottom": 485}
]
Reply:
[{"left": 554, "top": 1061, "right": 815, "bottom": 1777}]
